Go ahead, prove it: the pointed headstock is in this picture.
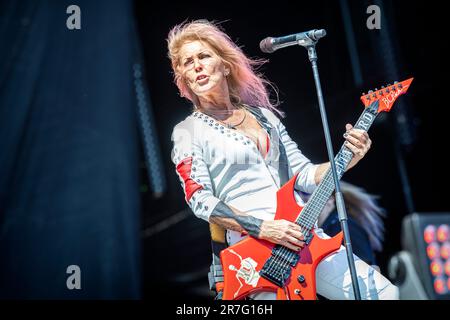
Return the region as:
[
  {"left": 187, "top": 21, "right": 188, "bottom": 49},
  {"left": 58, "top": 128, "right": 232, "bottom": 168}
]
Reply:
[{"left": 360, "top": 78, "right": 414, "bottom": 113}]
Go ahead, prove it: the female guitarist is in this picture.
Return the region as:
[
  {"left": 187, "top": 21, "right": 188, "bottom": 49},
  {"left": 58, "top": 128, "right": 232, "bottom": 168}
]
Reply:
[{"left": 168, "top": 19, "right": 399, "bottom": 300}]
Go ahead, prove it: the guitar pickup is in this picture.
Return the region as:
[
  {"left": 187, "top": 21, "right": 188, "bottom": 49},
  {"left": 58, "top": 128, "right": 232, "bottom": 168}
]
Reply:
[
  {"left": 304, "top": 233, "right": 314, "bottom": 245},
  {"left": 272, "top": 245, "right": 300, "bottom": 266},
  {"left": 260, "top": 259, "right": 291, "bottom": 288}
]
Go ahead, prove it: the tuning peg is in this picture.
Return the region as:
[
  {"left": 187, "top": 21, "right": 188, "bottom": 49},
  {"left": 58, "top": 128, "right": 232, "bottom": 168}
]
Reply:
[
  {"left": 394, "top": 81, "right": 398, "bottom": 84},
  {"left": 368, "top": 90, "right": 374, "bottom": 94},
  {"left": 362, "top": 92, "right": 365, "bottom": 96},
  {"left": 381, "top": 86, "right": 385, "bottom": 89},
  {"left": 374, "top": 88, "right": 378, "bottom": 91}
]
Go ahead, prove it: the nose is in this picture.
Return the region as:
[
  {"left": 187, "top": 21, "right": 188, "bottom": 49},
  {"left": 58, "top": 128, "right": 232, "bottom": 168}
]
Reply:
[{"left": 194, "top": 59, "right": 202, "bottom": 72}]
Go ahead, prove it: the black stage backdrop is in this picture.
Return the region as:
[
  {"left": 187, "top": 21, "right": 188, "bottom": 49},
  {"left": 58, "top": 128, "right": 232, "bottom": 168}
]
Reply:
[{"left": 0, "top": 0, "right": 142, "bottom": 299}]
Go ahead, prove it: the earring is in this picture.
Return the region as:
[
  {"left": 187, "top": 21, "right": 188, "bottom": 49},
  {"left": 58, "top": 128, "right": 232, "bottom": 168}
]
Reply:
[{"left": 224, "top": 70, "right": 230, "bottom": 76}]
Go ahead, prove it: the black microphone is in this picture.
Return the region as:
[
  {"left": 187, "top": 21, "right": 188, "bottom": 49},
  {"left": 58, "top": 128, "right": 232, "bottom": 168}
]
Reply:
[{"left": 259, "top": 29, "right": 326, "bottom": 53}]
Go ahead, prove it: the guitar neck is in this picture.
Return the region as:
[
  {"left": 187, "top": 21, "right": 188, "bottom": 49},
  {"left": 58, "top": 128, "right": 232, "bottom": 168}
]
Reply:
[
  {"left": 256, "top": 79, "right": 412, "bottom": 289},
  {"left": 295, "top": 102, "right": 380, "bottom": 230}
]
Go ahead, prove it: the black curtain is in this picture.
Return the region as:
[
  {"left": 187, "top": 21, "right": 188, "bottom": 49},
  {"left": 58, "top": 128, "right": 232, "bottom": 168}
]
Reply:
[{"left": 0, "top": 0, "right": 141, "bottom": 299}]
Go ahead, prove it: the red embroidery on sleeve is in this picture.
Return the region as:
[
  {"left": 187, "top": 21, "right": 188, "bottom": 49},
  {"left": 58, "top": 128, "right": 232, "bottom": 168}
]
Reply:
[
  {"left": 176, "top": 157, "right": 203, "bottom": 202},
  {"left": 266, "top": 135, "right": 270, "bottom": 153}
]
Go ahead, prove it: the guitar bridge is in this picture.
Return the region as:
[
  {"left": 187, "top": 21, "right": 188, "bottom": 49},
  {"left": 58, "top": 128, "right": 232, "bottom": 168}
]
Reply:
[
  {"left": 259, "top": 232, "right": 314, "bottom": 287},
  {"left": 259, "top": 260, "right": 291, "bottom": 288}
]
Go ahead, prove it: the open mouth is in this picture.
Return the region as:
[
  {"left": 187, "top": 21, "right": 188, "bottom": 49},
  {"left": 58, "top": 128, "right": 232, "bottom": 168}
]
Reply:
[{"left": 196, "top": 75, "right": 208, "bottom": 82}]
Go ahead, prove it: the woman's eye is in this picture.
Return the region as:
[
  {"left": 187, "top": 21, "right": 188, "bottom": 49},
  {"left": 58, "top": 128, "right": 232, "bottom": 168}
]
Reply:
[{"left": 184, "top": 60, "right": 193, "bottom": 66}]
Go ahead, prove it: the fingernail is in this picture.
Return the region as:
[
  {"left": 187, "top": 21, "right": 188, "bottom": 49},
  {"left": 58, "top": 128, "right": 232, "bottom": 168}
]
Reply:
[{"left": 343, "top": 133, "right": 348, "bottom": 138}]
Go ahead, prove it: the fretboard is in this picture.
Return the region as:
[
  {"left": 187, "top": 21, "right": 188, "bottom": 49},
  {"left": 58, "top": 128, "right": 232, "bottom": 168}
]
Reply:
[{"left": 296, "top": 101, "right": 380, "bottom": 231}]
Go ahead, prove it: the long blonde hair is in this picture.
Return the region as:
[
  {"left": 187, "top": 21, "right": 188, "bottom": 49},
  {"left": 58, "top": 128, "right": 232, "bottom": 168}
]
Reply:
[
  {"left": 340, "top": 182, "right": 387, "bottom": 252},
  {"left": 167, "top": 19, "right": 283, "bottom": 117}
]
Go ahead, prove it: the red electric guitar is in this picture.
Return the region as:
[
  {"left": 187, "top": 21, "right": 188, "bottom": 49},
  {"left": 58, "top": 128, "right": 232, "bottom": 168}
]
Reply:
[{"left": 220, "top": 78, "right": 414, "bottom": 300}]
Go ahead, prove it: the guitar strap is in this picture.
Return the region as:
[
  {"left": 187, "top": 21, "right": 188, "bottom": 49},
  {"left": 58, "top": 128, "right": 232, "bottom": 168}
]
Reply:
[{"left": 207, "top": 107, "right": 290, "bottom": 299}]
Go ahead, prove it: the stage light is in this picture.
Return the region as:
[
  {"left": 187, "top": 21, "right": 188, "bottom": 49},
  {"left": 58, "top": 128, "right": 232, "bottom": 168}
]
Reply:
[
  {"left": 388, "top": 213, "right": 450, "bottom": 299},
  {"left": 441, "top": 243, "right": 450, "bottom": 260},
  {"left": 445, "top": 260, "right": 450, "bottom": 276},
  {"left": 424, "top": 225, "right": 436, "bottom": 244},
  {"left": 437, "top": 225, "right": 449, "bottom": 243},
  {"left": 434, "top": 277, "right": 447, "bottom": 295},
  {"left": 430, "top": 260, "right": 443, "bottom": 277},
  {"left": 426, "top": 243, "right": 440, "bottom": 260}
]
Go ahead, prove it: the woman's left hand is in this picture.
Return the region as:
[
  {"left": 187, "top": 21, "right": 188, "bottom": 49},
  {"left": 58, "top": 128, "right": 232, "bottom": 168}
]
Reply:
[{"left": 344, "top": 123, "right": 372, "bottom": 170}]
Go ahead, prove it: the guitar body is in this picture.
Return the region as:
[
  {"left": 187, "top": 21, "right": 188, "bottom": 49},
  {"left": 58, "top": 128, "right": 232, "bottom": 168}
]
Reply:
[{"left": 220, "top": 174, "right": 343, "bottom": 300}]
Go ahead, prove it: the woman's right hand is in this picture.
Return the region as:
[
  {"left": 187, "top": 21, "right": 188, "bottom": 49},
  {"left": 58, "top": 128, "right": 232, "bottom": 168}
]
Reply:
[{"left": 258, "top": 219, "right": 305, "bottom": 251}]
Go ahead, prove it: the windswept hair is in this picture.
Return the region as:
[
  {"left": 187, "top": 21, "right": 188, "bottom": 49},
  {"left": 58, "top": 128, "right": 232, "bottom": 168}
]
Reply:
[
  {"left": 166, "top": 19, "right": 283, "bottom": 117},
  {"left": 340, "top": 182, "right": 387, "bottom": 252}
]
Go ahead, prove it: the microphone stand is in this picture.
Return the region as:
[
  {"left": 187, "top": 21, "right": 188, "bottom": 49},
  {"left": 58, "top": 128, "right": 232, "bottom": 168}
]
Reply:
[{"left": 300, "top": 35, "right": 362, "bottom": 300}]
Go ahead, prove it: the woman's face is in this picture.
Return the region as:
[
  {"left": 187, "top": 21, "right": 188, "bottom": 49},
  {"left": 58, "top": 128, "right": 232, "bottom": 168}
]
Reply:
[{"left": 178, "top": 40, "right": 229, "bottom": 99}]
